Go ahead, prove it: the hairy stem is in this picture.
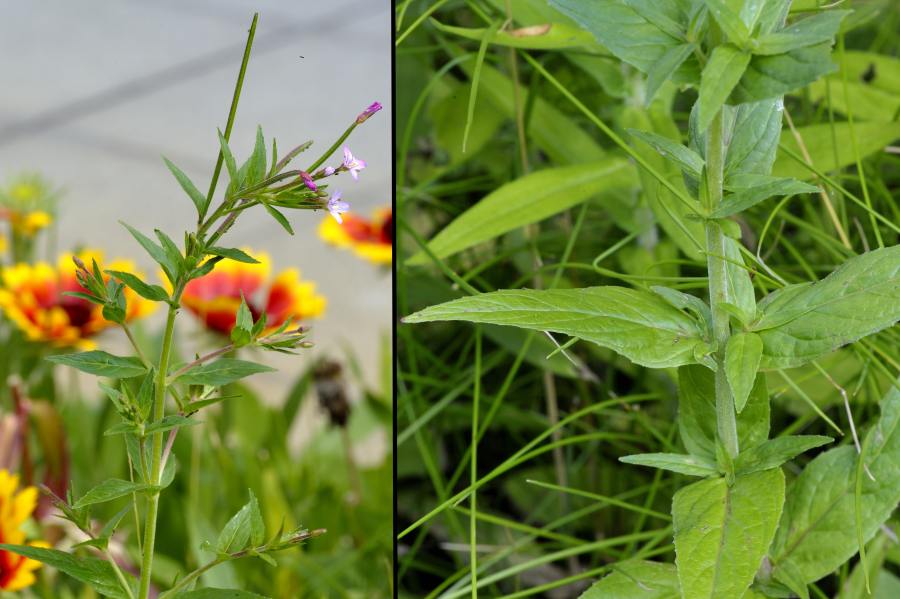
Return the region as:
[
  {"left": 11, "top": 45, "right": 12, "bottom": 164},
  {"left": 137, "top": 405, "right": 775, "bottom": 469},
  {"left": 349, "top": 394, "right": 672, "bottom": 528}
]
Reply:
[
  {"left": 138, "top": 304, "right": 178, "bottom": 599},
  {"left": 704, "top": 109, "right": 739, "bottom": 459}
]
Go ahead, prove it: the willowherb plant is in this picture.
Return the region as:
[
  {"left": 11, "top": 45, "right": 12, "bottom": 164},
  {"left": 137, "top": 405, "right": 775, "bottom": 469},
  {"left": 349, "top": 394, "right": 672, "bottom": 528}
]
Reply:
[
  {"left": 404, "top": 1, "right": 899, "bottom": 597},
  {"left": 0, "top": 14, "right": 380, "bottom": 599}
]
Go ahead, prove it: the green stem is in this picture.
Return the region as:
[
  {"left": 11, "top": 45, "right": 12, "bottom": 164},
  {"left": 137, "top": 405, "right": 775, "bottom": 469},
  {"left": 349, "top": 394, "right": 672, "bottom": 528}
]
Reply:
[
  {"left": 138, "top": 304, "right": 178, "bottom": 599},
  {"left": 704, "top": 110, "right": 739, "bottom": 459},
  {"left": 305, "top": 122, "right": 358, "bottom": 174}
]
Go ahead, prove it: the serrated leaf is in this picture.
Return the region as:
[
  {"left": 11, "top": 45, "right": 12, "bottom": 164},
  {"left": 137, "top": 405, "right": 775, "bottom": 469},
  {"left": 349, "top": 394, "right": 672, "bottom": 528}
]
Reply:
[
  {"left": 619, "top": 452, "right": 718, "bottom": 477},
  {"left": 754, "top": 10, "right": 850, "bottom": 56},
  {"left": 770, "top": 379, "right": 900, "bottom": 585},
  {"left": 73, "top": 478, "right": 148, "bottom": 509},
  {"left": 404, "top": 287, "right": 708, "bottom": 369},
  {"left": 106, "top": 270, "right": 169, "bottom": 302},
  {"left": 678, "top": 365, "right": 769, "bottom": 459},
  {"left": 712, "top": 176, "right": 818, "bottom": 218},
  {"left": 164, "top": 157, "right": 208, "bottom": 216},
  {"left": 752, "top": 245, "right": 900, "bottom": 369},
  {"left": 407, "top": 159, "right": 635, "bottom": 265},
  {"left": 206, "top": 247, "right": 259, "bottom": 264},
  {"left": 627, "top": 129, "right": 704, "bottom": 178},
  {"left": 725, "top": 332, "right": 764, "bottom": 413},
  {"left": 217, "top": 495, "right": 254, "bottom": 554},
  {"left": 47, "top": 351, "right": 147, "bottom": 378},
  {"left": 703, "top": 0, "right": 750, "bottom": 46},
  {"left": 673, "top": 469, "right": 785, "bottom": 599},
  {"left": 579, "top": 560, "right": 680, "bottom": 598},
  {"left": 174, "top": 358, "right": 276, "bottom": 386},
  {"left": 172, "top": 589, "right": 270, "bottom": 599},
  {"left": 121, "top": 221, "right": 177, "bottom": 283},
  {"left": 698, "top": 44, "right": 751, "bottom": 132},
  {"left": 0, "top": 544, "right": 131, "bottom": 598},
  {"left": 735, "top": 435, "right": 833, "bottom": 475}
]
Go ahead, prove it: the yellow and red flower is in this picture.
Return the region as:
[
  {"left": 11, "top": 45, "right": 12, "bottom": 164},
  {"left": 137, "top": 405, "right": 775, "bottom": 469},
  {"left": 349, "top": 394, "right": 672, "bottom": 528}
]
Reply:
[
  {"left": 180, "top": 249, "right": 325, "bottom": 335},
  {"left": 0, "top": 250, "right": 157, "bottom": 348},
  {"left": 318, "top": 207, "right": 392, "bottom": 265},
  {"left": 0, "top": 469, "right": 47, "bottom": 591}
]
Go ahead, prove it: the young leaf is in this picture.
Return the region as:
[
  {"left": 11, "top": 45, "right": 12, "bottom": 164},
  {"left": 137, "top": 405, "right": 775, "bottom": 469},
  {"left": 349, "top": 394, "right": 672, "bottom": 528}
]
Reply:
[
  {"left": 164, "top": 157, "right": 208, "bottom": 216},
  {"left": 106, "top": 270, "right": 169, "bottom": 302},
  {"left": 217, "top": 494, "right": 255, "bottom": 554},
  {"left": 725, "top": 332, "right": 763, "bottom": 413},
  {"left": 697, "top": 44, "right": 752, "bottom": 132},
  {"left": 73, "top": 478, "right": 149, "bottom": 509},
  {"left": 174, "top": 358, "right": 276, "bottom": 386},
  {"left": 770, "top": 379, "right": 900, "bottom": 585},
  {"left": 627, "top": 129, "right": 704, "bottom": 178},
  {"left": 245, "top": 126, "right": 267, "bottom": 186},
  {"left": 734, "top": 435, "right": 833, "bottom": 475},
  {"left": 712, "top": 177, "right": 818, "bottom": 218},
  {"left": 752, "top": 245, "right": 900, "bottom": 369},
  {"left": 404, "top": 287, "right": 710, "bottom": 369},
  {"left": 754, "top": 10, "right": 850, "bottom": 56},
  {"left": 206, "top": 247, "right": 260, "bottom": 264},
  {"left": 247, "top": 489, "right": 265, "bottom": 546},
  {"left": 121, "top": 221, "right": 177, "bottom": 283},
  {"left": 217, "top": 129, "right": 239, "bottom": 187},
  {"left": 579, "top": 560, "right": 680, "bottom": 598},
  {"left": 619, "top": 452, "right": 718, "bottom": 477},
  {"left": 703, "top": 0, "right": 750, "bottom": 46},
  {"left": 673, "top": 469, "right": 785, "bottom": 599},
  {"left": 47, "top": 351, "right": 147, "bottom": 378},
  {"left": 0, "top": 544, "right": 131, "bottom": 598},
  {"left": 231, "top": 295, "right": 253, "bottom": 347},
  {"left": 155, "top": 229, "right": 184, "bottom": 273},
  {"left": 406, "top": 158, "right": 636, "bottom": 265}
]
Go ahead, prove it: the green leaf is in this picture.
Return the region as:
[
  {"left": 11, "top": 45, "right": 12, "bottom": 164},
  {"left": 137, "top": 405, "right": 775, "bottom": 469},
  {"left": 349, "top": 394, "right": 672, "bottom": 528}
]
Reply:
[
  {"left": 154, "top": 229, "right": 184, "bottom": 273},
  {"left": 121, "top": 221, "right": 177, "bottom": 283},
  {"left": 754, "top": 10, "right": 850, "bottom": 56},
  {"left": 697, "top": 44, "right": 752, "bottom": 132},
  {"left": 174, "top": 358, "right": 276, "bottom": 387},
  {"left": 770, "top": 379, "right": 900, "bottom": 585},
  {"left": 246, "top": 126, "right": 267, "bottom": 186},
  {"left": 622, "top": 0, "right": 687, "bottom": 40},
  {"left": 407, "top": 159, "right": 635, "bottom": 265},
  {"left": 579, "top": 560, "right": 679, "bottom": 598},
  {"left": 247, "top": 489, "right": 265, "bottom": 546},
  {"left": 627, "top": 129, "right": 704, "bottom": 177},
  {"left": 217, "top": 130, "right": 239, "bottom": 187},
  {"left": 430, "top": 19, "right": 598, "bottom": 50},
  {"left": 172, "top": 589, "right": 270, "bottom": 599},
  {"left": 752, "top": 245, "right": 900, "bottom": 369},
  {"left": 712, "top": 176, "right": 818, "bottom": 218},
  {"left": 63, "top": 290, "right": 104, "bottom": 305},
  {"left": 0, "top": 544, "right": 131, "bottom": 598},
  {"left": 673, "top": 469, "right": 785, "bottom": 599},
  {"left": 807, "top": 51, "right": 900, "bottom": 122},
  {"left": 645, "top": 43, "right": 695, "bottom": 105},
  {"left": 206, "top": 247, "right": 259, "bottom": 264},
  {"left": 217, "top": 493, "right": 257, "bottom": 554},
  {"left": 404, "top": 287, "right": 709, "bottom": 369},
  {"left": 74, "top": 478, "right": 148, "bottom": 509},
  {"left": 735, "top": 435, "right": 833, "bottom": 475},
  {"left": 47, "top": 351, "right": 147, "bottom": 378},
  {"left": 733, "top": 43, "right": 837, "bottom": 104},
  {"left": 650, "top": 286, "right": 713, "bottom": 339},
  {"left": 725, "top": 332, "right": 764, "bottom": 413},
  {"left": 619, "top": 452, "right": 718, "bottom": 477},
  {"left": 678, "top": 365, "right": 769, "bottom": 459},
  {"left": 263, "top": 203, "right": 294, "bottom": 235},
  {"left": 106, "top": 270, "right": 169, "bottom": 302},
  {"left": 772, "top": 121, "right": 900, "bottom": 180},
  {"left": 164, "top": 157, "right": 208, "bottom": 216},
  {"left": 703, "top": 0, "right": 750, "bottom": 46},
  {"left": 550, "top": 0, "right": 685, "bottom": 73},
  {"left": 725, "top": 97, "right": 784, "bottom": 176},
  {"left": 144, "top": 415, "right": 198, "bottom": 436},
  {"left": 722, "top": 237, "right": 757, "bottom": 321}
]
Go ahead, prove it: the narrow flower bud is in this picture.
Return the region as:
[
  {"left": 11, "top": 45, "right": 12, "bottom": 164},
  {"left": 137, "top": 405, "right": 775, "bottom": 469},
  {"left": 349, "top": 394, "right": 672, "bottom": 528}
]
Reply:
[{"left": 355, "top": 101, "right": 382, "bottom": 124}]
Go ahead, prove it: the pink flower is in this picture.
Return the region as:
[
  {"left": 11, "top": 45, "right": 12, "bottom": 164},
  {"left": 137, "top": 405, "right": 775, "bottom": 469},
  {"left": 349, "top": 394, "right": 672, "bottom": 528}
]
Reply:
[
  {"left": 356, "top": 102, "right": 382, "bottom": 124},
  {"left": 342, "top": 147, "right": 366, "bottom": 181},
  {"left": 327, "top": 191, "right": 350, "bottom": 224},
  {"left": 300, "top": 171, "right": 317, "bottom": 192},
  {"left": 323, "top": 166, "right": 335, "bottom": 176}
]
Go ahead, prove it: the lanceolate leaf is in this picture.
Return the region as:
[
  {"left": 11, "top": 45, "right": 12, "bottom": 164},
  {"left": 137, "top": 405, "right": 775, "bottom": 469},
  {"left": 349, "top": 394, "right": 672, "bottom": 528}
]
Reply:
[
  {"left": 770, "top": 379, "right": 900, "bottom": 584},
  {"left": 430, "top": 19, "right": 598, "bottom": 50},
  {"left": 0, "top": 544, "right": 131, "bottom": 598},
  {"left": 703, "top": 0, "right": 750, "bottom": 46},
  {"left": 404, "top": 287, "right": 709, "bottom": 369},
  {"left": 712, "top": 177, "right": 818, "bottom": 218},
  {"left": 579, "top": 560, "right": 680, "bottom": 598},
  {"left": 698, "top": 44, "right": 752, "bottom": 132},
  {"left": 723, "top": 237, "right": 757, "bottom": 321},
  {"left": 627, "top": 129, "right": 704, "bottom": 177},
  {"left": 206, "top": 247, "right": 260, "bottom": 264},
  {"left": 74, "top": 478, "right": 149, "bottom": 509},
  {"left": 163, "top": 157, "right": 208, "bottom": 216},
  {"left": 735, "top": 435, "right": 833, "bottom": 475},
  {"left": 725, "top": 332, "right": 763, "bottom": 413},
  {"left": 673, "top": 469, "right": 785, "bottom": 599},
  {"left": 406, "top": 159, "right": 636, "bottom": 265},
  {"left": 752, "top": 245, "right": 900, "bottom": 369},
  {"left": 174, "top": 359, "right": 276, "bottom": 387},
  {"left": 733, "top": 43, "right": 837, "bottom": 104},
  {"left": 106, "top": 270, "right": 169, "bottom": 302},
  {"left": 725, "top": 97, "right": 783, "bottom": 177},
  {"left": 645, "top": 43, "right": 696, "bottom": 104},
  {"left": 754, "top": 10, "right": 850, "bottom": 56},
  {"left": 47, "top": 351, "right": 147, "bottom": 378},
  {"left": 619, "top": 452, "right": 718, "bottom": 477}
]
